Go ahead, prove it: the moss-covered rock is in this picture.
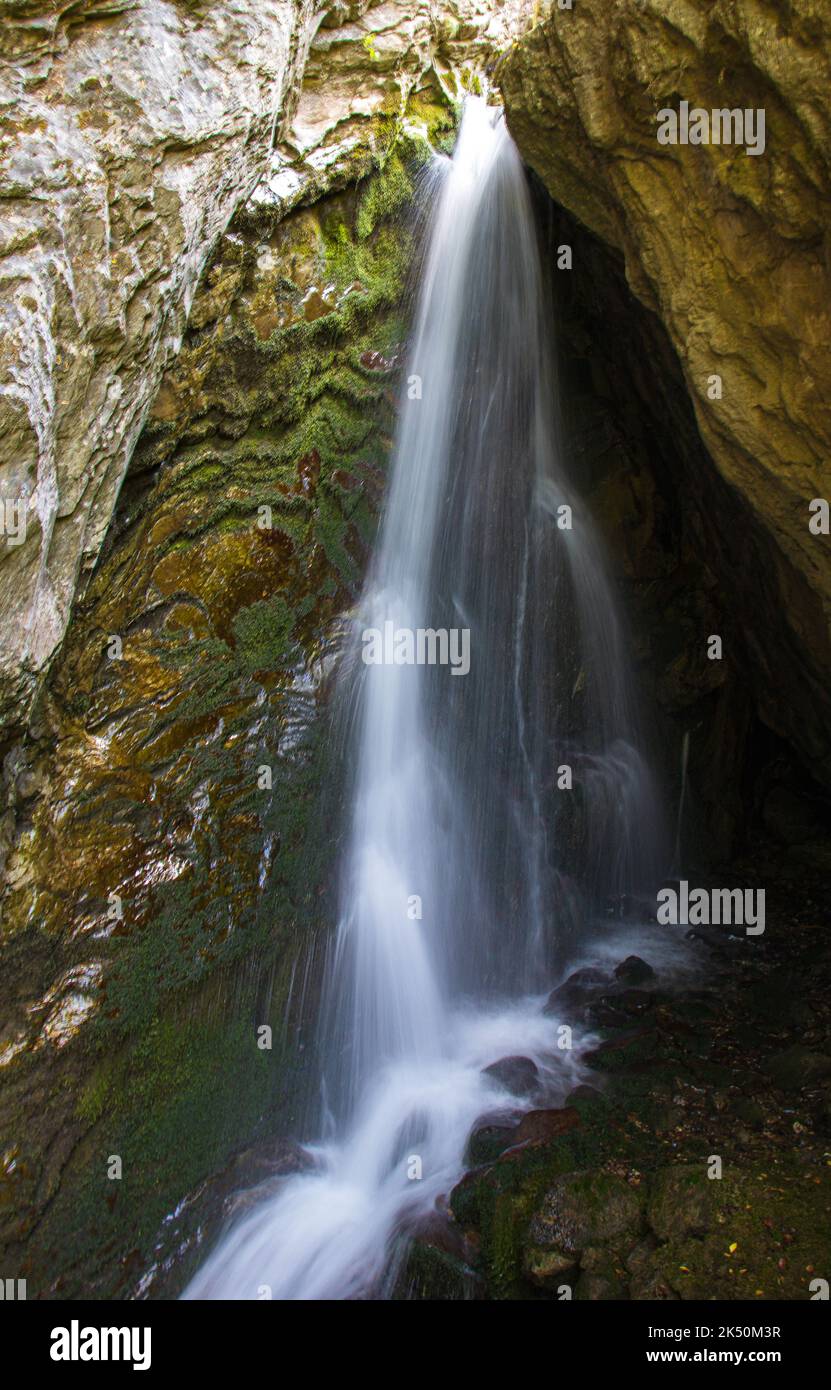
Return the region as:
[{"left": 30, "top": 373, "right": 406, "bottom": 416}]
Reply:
[
  {"left": 0, "top": 125, "right": 434, "bottom": 1296},
  {"left": 391, "top": 1235, "right": 483, "bottom": 1301},
  {"left": 528, "top": 1171, "right": 645, "bottom": 1257}
]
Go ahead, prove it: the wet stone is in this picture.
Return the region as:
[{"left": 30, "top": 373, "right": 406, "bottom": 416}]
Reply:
[
  {"left": 612, "top": 987, "right": 655, "bottom": 1014},
  {"left": 391, "top": 1236, "right": 484, "bottom": 1301},
  {"left": 544, "top": 967, "right": 610, "bottom": 1018},
  {"left": 465, "top": 1121, "right": 519, "bottom": 1167},
  {"left": 482, "top": 1054, "right": 540, "bottom": 1097},
  {"left": 565, "top": 1083, "right": 606, "bottom": 1107},
  {"left": 512, "top": 1106, "right": 581, "bottom": 1146},
  {"left": 614, "top": 955, "right": 655, "bottom": 985}
]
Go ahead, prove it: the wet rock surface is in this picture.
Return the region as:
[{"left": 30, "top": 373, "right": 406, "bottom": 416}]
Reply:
[
  {"left": 134, "top": 1136, "right": 317, "bottom": 1299},
  {"left": 0, "top": 0, "right": 318, "bottom": 727},
  {"left": 482, "top": 1055, "right": 540, "bottom": 1097},
  {"left": 0, "top": 150, "right": 420, "bottom": 1298},
  {"left": 512, "top": 1107, "right": 582, "bottom": 1148},
  {"left": 615, "top": 956, "right": 655, "bottom": 987}
]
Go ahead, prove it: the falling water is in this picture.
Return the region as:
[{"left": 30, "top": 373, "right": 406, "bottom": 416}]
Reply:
[{"left": 184, "top": 98, "right": 664, "bottom": 1302}]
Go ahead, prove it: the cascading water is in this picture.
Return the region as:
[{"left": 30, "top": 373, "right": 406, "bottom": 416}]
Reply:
[{"left": 184, "top": 98, "right": 665, "bottom": 1302}]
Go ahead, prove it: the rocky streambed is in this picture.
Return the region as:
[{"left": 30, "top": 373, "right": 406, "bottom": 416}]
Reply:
[{"left": 395, "top": 865, "right": 831, "bottom": 1301}]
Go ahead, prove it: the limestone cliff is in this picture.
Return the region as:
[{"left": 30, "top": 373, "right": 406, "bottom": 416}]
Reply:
[
  {"left": 0, "top": 0, "right": 525, "bottom": 733},
  {"left": 0, "top": 0, "right": 321, "bottom": 729}
]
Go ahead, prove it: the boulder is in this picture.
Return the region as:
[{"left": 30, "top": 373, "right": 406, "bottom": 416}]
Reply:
[
  {"left": 482, "top": 1054, "right": 540, "bottom": 1097},
  {"left": 512, "top": 1106, "right": 581, "bottom": 1147},
  {"left": 528, "top": 1171, "right": 644, "bottom": 1257},
  {"left": 544, "top": 966, "right": 610, "bottom": 1017},
  {"left": 614, "top": 956, "right": 655, "bottom": 986}
]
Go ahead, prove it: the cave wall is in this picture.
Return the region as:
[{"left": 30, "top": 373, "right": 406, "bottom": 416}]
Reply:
[
  {"left": 501, "top": 0, "right": 831, "bottom": 798},
  {"left": 536, "top": 188, "right": 829, "bottom": 866}
]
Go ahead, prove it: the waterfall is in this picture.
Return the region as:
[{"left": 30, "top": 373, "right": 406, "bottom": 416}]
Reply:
[{"left": 184, "top": 98, "right": 664, "bottom": 1302}]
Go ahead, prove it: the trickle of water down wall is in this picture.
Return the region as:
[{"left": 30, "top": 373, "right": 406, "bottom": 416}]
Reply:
[{"left": 185, "top": 97, "right": 666, "bottom": 1302}]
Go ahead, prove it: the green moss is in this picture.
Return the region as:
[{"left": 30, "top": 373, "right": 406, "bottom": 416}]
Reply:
[
  {"left": 405, "top": 92, "right": 459, "bottom": 153},
  {"left": 459, "top": 68, "right": 483, "bottom": 97},
  {"left": 31, "top": 991, "right": 298, "bottom": 1298},
  {"left": 392, "top": 1240, "right": 480, "bottom": 1300},
  {"left": 356, "top": 153, "right": 413, "bottom": 240},
  {"left": 651, "top": 1165, "right": 831, "bottom": 1301},
  {"left": 232, "top": 592, "right": 314, "bottom": 674},
  {"left": 489, "top": 1191, "right": 527, "bottom": 1298}
]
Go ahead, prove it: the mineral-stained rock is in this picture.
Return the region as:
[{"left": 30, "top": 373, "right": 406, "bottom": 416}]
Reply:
[
  {"left": 0, "top": 151, "right": 417, "bottom": 1297},
  {"left": 0, "top": 0, "right": 320, "bottom": 729},
  {"left": 501, "top": 1, "right": 831, "bottom": 791},
  {"left": 512, "top": 1106, "right": 581, "bottom": 1147}
]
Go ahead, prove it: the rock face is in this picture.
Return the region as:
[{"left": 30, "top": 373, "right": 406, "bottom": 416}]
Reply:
[
  {"left": 0, "top": 0, "right": 322, "bottom": 729},
  {"left": 0, "top": 138, "right": 420, "bottom": 1298},
  {"left": 0, "top": 0, "right": 525, "bottom": 733},
  {"left": 527, "top": 192, "right": 830, "bottom": 859},
  {"left": 501, "top": 0, "right": 831, "bottom": 790}
]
